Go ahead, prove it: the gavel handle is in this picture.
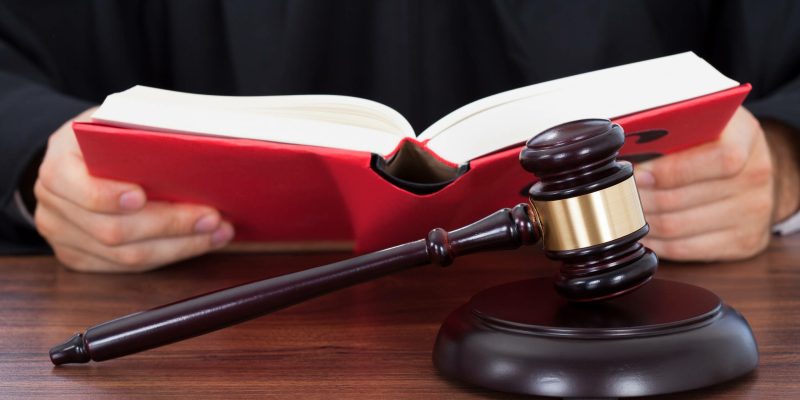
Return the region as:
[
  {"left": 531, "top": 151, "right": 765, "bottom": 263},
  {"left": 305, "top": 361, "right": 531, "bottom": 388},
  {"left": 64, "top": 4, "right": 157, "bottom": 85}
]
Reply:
[{"left": 50, "top": 204, "right": 540, "bottom": 365}]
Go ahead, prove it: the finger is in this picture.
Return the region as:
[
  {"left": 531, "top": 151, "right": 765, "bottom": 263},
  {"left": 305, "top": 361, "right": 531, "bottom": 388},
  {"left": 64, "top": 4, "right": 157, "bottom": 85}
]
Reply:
[
  {"left": 90, "top": 202, "right": 222, "bottom": 246},
  {"left": 87, "top": 221, "right": 235, "bottom": 272},
  {"left": 37, "top": 205, "right": 234, "bottom": 272},
  {"left": 37, "top": 183, "right": 221, "bottom": 245},
  {"left": 634, "top": 109, "right": 758, "bottom": 190},
  {"left": 38, "top": 150, "right": 146, "bottom": 214},
  {"left": 640, "top": 227, "right": 770, "bottom": 262},
  {"left": 52, "top": 245, "right": 124, "bottom": 273},
  {"left": 637, "top": 178, "right": 739, "bottom": 214},
  {"left": 644, "top": 195, "right": 741, "bottom": 240}
]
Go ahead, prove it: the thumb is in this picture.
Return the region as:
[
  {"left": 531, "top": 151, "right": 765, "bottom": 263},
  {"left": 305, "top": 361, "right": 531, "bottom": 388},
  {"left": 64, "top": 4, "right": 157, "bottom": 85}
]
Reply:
[{"left": 39, "top": 148, "right": 147, "bottom": 214}]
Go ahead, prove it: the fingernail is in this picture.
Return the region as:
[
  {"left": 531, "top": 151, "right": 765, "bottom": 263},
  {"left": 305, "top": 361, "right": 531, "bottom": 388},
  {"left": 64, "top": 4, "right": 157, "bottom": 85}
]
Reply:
[
  {"left": 194, "top": 214, "right": 220, "bottom": 233},
  {"left": 119, "top": 190, "right": 146, "bottom": 210},
  {"left": 211, "top": 224, "right": 234, "bottom": 247},
  {"left": 635, "top": 170, "right": 655, "bottom": 188}
]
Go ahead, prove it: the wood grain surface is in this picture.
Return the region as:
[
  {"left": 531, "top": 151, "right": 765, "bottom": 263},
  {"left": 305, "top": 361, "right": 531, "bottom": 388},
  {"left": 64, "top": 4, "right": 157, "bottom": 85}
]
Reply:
[{"left": 1, "top": 236, "right": 798, "bottom": 399}]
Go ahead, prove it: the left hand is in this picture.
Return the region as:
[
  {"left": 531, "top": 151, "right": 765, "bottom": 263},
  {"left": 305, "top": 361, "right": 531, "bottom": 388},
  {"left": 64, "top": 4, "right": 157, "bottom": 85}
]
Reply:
[
  {"left": 34, "top": 108, "right": 235, "bottom": 272},
  {"left": 634, "top": 107, "right": 777, "bottom": 261}
]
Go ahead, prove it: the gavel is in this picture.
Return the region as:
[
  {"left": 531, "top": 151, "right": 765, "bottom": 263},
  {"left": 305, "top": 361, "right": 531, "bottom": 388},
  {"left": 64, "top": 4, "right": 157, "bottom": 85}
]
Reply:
[{"left": 50, "top": 119, "right": 658, "bottom": 365}]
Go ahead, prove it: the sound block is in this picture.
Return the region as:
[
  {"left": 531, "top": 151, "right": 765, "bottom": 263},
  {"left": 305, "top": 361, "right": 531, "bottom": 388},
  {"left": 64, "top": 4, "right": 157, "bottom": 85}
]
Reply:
[{"left": 433, "top": 278, "right": 758, "bottom": 398}]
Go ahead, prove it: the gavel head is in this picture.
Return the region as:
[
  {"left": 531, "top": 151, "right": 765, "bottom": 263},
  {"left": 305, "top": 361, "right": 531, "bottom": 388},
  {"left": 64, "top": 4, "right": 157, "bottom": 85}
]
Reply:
[{"left": 520, "top": 119, "right": 658, "bottom": 302}]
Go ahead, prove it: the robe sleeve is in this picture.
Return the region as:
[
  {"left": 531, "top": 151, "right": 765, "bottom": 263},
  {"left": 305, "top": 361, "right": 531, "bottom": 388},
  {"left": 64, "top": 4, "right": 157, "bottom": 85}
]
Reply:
[
  {"left": 714, "top": 1, "right": 800, "bottom": 132},
  {"left": 746, "top": 73, "right": 800, "bottom": 132},
  {"left": 0, "top": 4, "right": 93, "bottom": 254}
]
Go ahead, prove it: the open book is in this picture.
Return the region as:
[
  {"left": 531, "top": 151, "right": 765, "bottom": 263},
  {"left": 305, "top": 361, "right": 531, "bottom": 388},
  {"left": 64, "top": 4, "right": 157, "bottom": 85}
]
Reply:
[{"left": 76, "top": 52, "right": 750, "bottom": 252}]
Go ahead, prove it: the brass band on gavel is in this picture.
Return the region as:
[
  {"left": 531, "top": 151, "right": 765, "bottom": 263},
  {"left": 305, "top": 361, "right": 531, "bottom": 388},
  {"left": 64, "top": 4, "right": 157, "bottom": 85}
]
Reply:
[{"left": 529, "top": 176, "right": 646, "bottom": 251}]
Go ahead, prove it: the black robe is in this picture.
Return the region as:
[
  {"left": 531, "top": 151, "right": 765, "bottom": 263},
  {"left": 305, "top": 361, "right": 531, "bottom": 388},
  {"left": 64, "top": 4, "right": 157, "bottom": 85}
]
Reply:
[{"left": 1, "top": 0, "right": 798, "bottom": 254}]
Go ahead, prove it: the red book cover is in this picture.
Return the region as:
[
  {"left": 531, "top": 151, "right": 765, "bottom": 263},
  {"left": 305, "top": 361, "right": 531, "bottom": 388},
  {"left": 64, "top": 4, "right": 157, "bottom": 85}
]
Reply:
[{"left": 74, "top": 84, "right": 751, "bottom": 253}]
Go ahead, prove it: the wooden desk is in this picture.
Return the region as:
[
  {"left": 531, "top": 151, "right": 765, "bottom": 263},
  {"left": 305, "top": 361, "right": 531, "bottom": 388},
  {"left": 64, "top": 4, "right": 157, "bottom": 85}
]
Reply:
[{"left": 1, "top": 237, "right": 798, "bottom": 399}]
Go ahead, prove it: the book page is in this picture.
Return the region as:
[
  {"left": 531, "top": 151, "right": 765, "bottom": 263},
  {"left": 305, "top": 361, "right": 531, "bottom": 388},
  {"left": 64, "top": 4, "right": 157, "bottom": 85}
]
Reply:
[
  {"left": 92, "top": 87, "right": 416, "bottom": 155},
  {"left": 421, "top": 52, "right": 740, "bottom": 163}
]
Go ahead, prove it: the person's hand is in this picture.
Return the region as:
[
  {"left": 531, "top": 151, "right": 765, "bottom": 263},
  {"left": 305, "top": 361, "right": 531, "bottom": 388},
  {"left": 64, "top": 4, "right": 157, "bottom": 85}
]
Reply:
[
  {"left": 635, "top": 106, "right": 799, "bottom": 261},
  {"left": 34, "top": 108, "right": 235, "bottom": 272}
]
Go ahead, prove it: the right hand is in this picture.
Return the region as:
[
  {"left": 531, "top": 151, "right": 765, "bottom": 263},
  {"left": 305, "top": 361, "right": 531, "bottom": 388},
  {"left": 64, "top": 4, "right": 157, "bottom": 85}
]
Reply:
[{"left": 34, "top": 108, "right": 235, "bottom": 272}]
